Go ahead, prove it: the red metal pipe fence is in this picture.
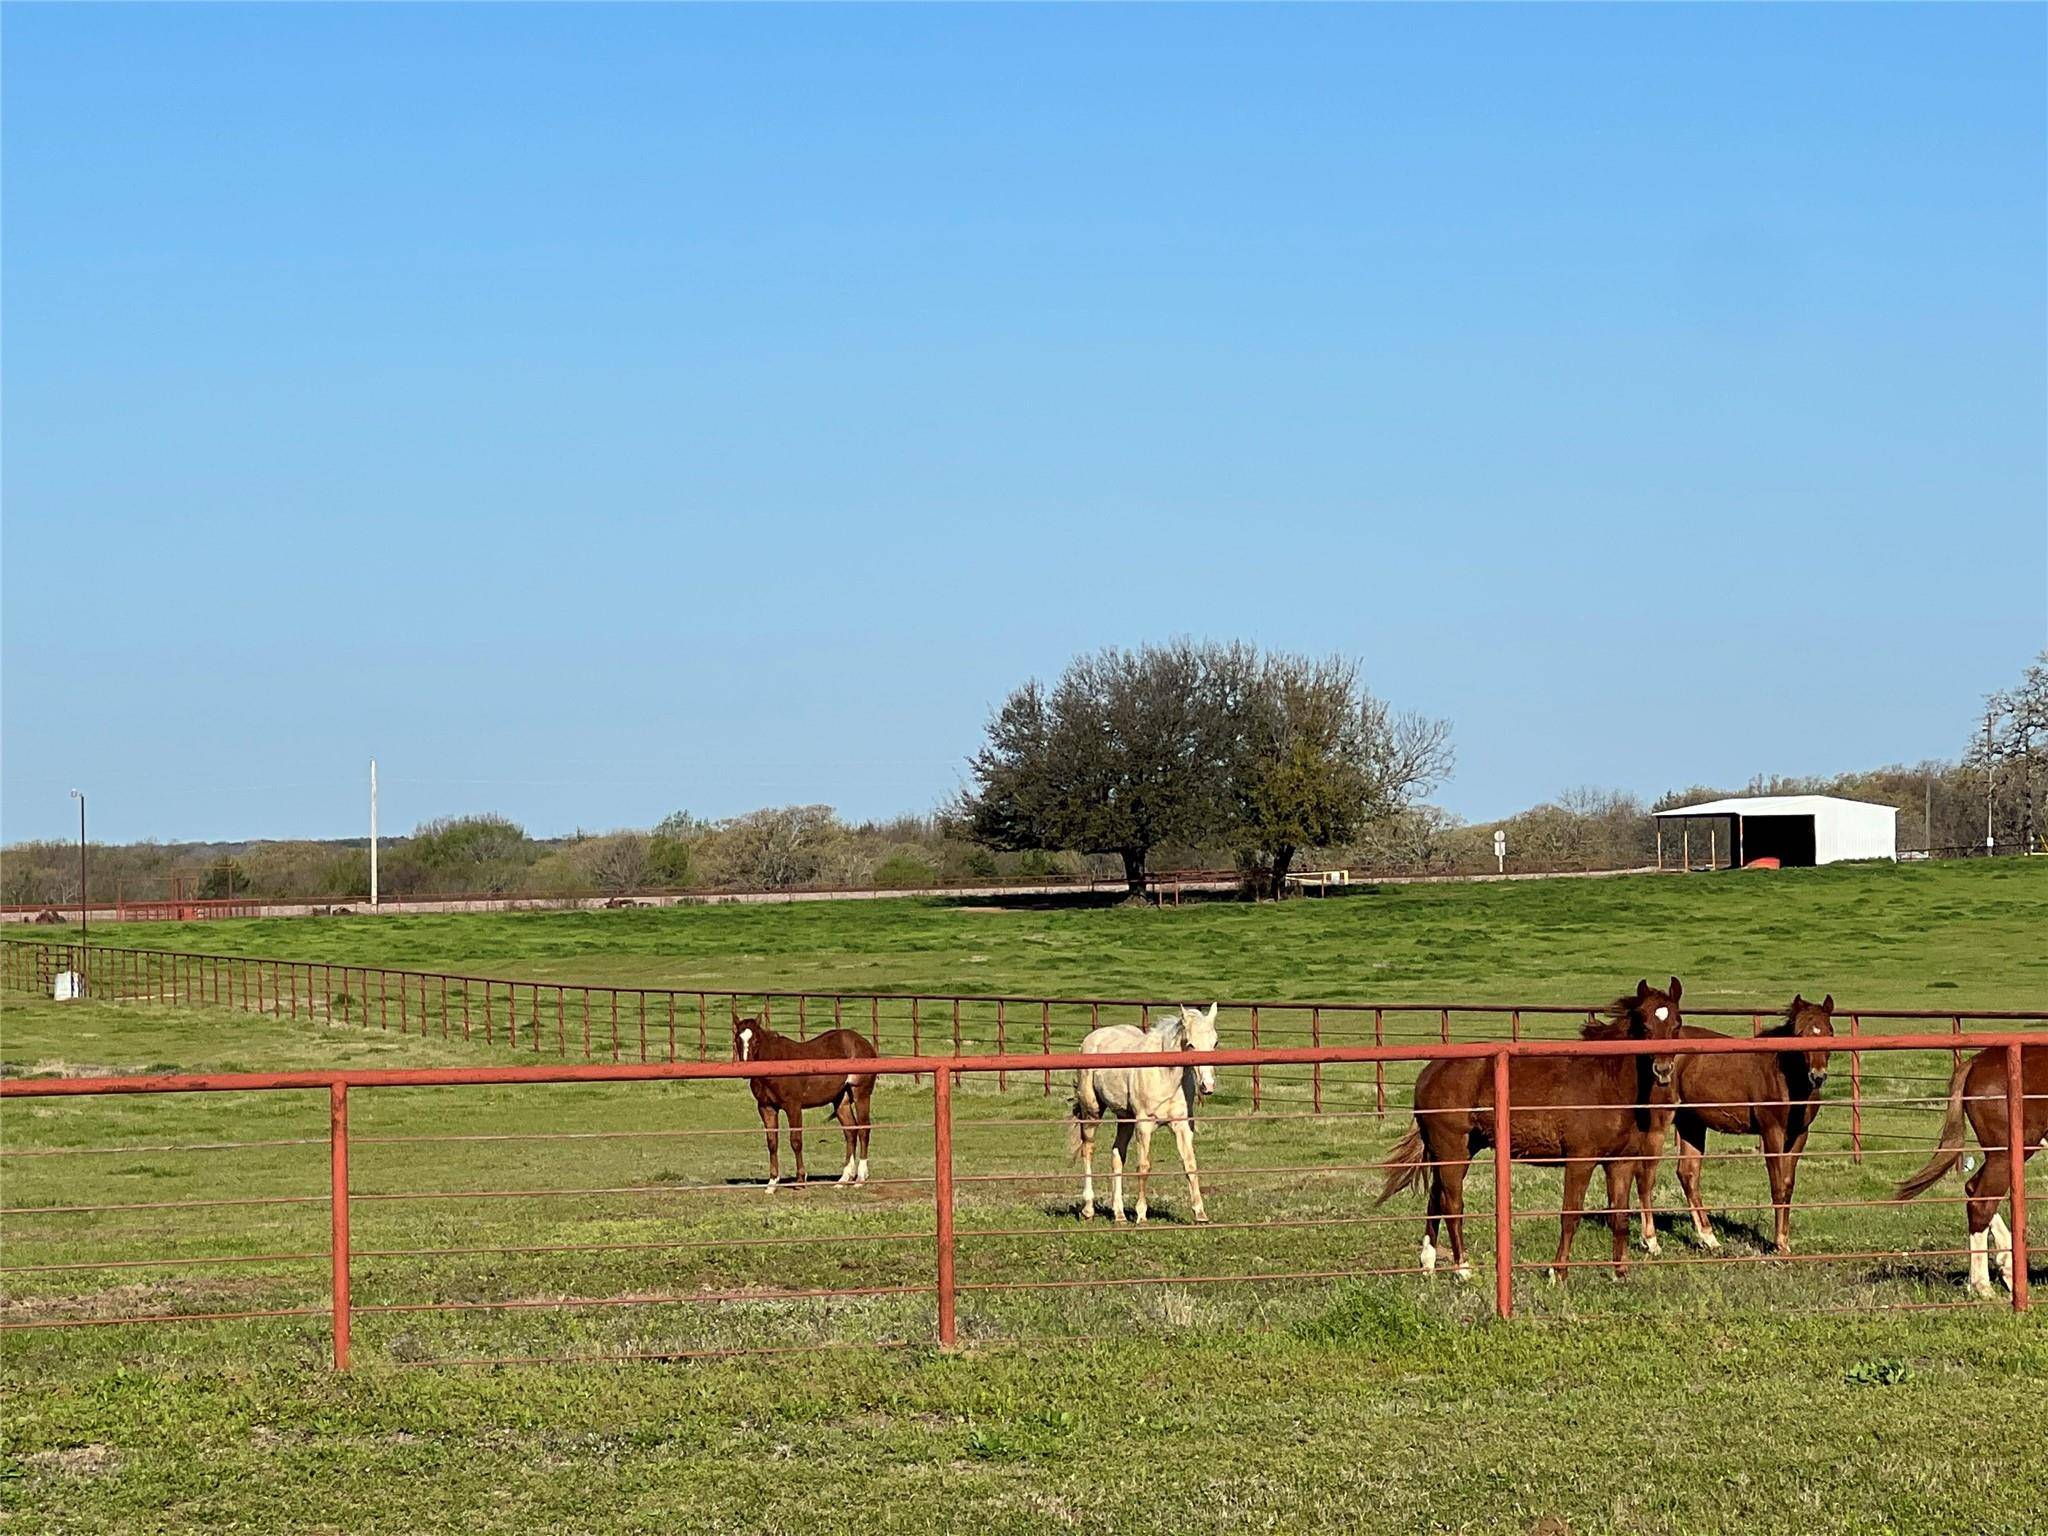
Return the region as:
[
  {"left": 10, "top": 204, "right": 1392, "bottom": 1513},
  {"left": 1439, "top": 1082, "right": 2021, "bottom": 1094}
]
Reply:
[{"left": 1, "top": 1033, "right": 2038, "bottom": 1371}]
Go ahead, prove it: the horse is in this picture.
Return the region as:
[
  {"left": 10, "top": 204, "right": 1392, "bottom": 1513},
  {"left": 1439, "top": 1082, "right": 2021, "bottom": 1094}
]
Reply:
[
  {"left": 1893, "top": 1045, "right": 2046, "bottom": 1297},
  {"left": 1659, "top": 993, "right": 1835, "bottom": 1255},
  {"left": 732, "top": 1015, "right": 878, "bottom": 1188},
  {"left": 1070, "top": 1003, "right": 1220, "bottom": 1224},
  {"left": 1377, "top": 978, "right": 1685, "bottom": 1281}
]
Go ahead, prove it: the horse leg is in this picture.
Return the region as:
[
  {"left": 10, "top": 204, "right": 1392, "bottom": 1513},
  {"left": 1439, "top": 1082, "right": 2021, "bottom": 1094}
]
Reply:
[
  {"left": 1551, "top": 1159, "right": 1594, "bottom": 1284},
  {"left": 1441, "top": 1157, "right": 1472, "bottom": 1281},
  {"left": 1634, "top": 1155, "right": 1661, "bottom": 1256},
  {"left": 1603, "top": 1160, "right": 1633, "bottom": 1277},
  {"left": 788, "top": 1104, "right": 806, "bottom": 1185},
  {"left": 1133, "top": 1118, "right": 1158, "bottom": 1225},
  {"left": 759, "top": 1102, "right": 782, "bottom": 1189},
  {"left": 1110, "top": 1117, "right": 1135, "bottom": 1224},
  {"left": 1960, "top": 1153, "right": 2010, "bottom": 1296},
  {"left": 1076, "top": 1113, "right": 1098, "bottom": 1218},
  {"left": 1778, "top": 1126, "right": 1812, "bottom": 1255},
  {"left": 853, "top": 1078, "right": 874, "bottom": 1183},
  {"left": 1760, "top": 1118, "right": 1794, "bottom": 1257},
  {"left": 1962, "top": 1157, "right": 2008, "bottom": 1297},
  {"left": 1169, "top": 1117, "right": 1207, "bottom": 1223},
  {"left": 1421, "top": 1178, "right": 1441, "bottom": 1274},
  {"left": 1676, "top": 1127, "right": 1717, "bottom": 1250},
  {"left": 833, "top": 1092, "right": 858, "bottom": 1186}
]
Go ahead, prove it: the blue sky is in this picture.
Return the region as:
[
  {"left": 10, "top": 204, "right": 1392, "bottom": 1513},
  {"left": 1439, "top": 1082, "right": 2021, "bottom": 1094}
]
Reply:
[{"left": 4, "top": 4, "right": 2043, "bottom": 844}]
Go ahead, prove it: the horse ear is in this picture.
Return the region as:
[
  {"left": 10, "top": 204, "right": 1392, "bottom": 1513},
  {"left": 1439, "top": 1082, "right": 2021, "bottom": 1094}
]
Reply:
[
  {"left": 1792, "top": 992, "right": 1805, "bottom": 1010},
  {"left": 1637, "top": 979, "right": 1651, "bottom": 1000},
  {"left": 1204, "top": 1002, "right": 1218, "bottom": 1024},
  {"left": 1668, "top": 977, "right": 1682, "bottom": 1002},
  {"left": 1821, "top": 993, "right": 1834, "bottom": 1013}
]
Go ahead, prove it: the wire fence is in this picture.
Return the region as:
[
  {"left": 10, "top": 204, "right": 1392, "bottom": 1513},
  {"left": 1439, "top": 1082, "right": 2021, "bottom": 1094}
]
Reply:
[
  {"left": 0, "top": 1035, "right": 2039, "bottom": 1370},
  {"left": 4, "top": 937, "right": 2043, "bottom": 1154}
]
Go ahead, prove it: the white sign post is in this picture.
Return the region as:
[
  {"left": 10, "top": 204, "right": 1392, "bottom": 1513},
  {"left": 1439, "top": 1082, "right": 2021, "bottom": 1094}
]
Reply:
[{"left": 1493, "top": 829, "right": 1507, "bottom": 874}]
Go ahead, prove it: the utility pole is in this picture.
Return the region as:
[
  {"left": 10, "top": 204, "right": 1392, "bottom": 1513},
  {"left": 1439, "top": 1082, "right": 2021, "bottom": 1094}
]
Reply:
[
  {"left": 370, "top": 758, "right": 380, "bottom": 908},
  {"left": 1985, "top": 711, "right": 1997, "bottom": 854},
  {"left": 1925, "top": 774, "right": 1933, "bottom": 855},
  {"left": 69, "top": 789, "right": 86, "bottom": 948}
]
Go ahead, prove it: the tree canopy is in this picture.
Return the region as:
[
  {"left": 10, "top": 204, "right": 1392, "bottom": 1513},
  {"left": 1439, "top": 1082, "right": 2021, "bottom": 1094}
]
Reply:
[{"left": 961, "top": 641, "right": 1451, "bottom": 894}]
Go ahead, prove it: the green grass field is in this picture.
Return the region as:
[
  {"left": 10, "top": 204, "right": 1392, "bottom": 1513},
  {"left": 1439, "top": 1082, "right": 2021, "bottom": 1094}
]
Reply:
[{"left": 3, "top": 860, "right": 2044, "bottom": 1533}]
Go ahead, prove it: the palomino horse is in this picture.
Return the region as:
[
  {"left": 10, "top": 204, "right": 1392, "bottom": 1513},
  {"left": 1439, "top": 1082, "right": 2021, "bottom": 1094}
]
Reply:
[
  {"left": 1894, "top": 1045, "right": 2046, "bottom": 1297},
  {"left": 1659, "top": 993, "right": 1835, "bottom": 1255},
  {"left": 1070, "top": 1003, "right": 1220, "bottom": 1224},
  {"left": 733, "top": 1016, "right": 878, "bottom": 1188},
  {"left": 1378, "top": 979, "right": 1685, "bottom": 1280}
]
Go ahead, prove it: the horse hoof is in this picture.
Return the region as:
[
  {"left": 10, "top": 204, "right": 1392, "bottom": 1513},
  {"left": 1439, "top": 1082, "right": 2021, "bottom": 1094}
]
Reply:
[
  {"left": 1453, "top": 1265, "right": 1473, "bottom": 1284},
  {"left": 1544, "top": 1268, "right": 1561, "bottom": 1287},
  {"left": 1699, "top": 1231, "right": 1721, "bottom": 1251},
  {"left": 1080, "top": 1205, "right": 1095, "bottom": 1221},
  {"left": 1967, "top": 1280, "right": 1998, "bottom": 1300},
  {"left": 1642, "top": 1236, "right": 1661, "bottom": 1257},
  {"left": 766, "top": 1178, "right": 781, "bottom": 1191},
  {"left": 1193, "top": 1212, "right": 1210, "bottom": 1225}
]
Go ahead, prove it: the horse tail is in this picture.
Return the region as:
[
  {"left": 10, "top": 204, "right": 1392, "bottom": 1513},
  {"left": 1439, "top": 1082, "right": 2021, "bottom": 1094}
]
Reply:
[
  {"left": 1065, "top": 1112, "right": 1086, "bottom": 1164},
  {"left": 1893, "top": 1055, "right": 1975, "bottom": 1202},
  {"left": 1376, "top": 1124, "right": 1428, "bottom": 1206}
]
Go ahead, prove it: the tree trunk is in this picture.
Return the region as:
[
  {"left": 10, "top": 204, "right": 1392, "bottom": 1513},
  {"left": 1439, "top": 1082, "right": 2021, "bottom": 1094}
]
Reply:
[
  {"left": 1121, "top": 848, "right": 1148, "bottom": 897},
  {"left": 1269, "top": 844, "right": 1297, "bottom": 900}
]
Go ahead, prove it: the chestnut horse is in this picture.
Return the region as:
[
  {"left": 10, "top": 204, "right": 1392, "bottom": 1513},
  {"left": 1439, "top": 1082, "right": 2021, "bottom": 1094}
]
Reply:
[
  {"left": 732, "top": 1016, "right": 878, "bottom": 1188},
  {"left": 1659, "top": 993, "right": 1835, "bottom": 1255},
  {"left": 1894, "top": 1045, "right": 2046, "bottom": 1297},
  {"left": 1378, "top": 979, "right": 1685, "bottom": 1280}
]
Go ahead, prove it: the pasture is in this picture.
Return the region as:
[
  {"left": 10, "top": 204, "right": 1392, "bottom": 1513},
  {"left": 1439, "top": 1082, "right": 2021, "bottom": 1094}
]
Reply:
[{"left": 4, "top": 860, "right": 2045, "bottom": 1534}]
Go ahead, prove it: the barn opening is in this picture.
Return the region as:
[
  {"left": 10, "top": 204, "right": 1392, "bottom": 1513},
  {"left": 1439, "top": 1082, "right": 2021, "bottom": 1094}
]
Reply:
[{"left": 1653, "top": 795, "right": 1898, "bottom": 870}]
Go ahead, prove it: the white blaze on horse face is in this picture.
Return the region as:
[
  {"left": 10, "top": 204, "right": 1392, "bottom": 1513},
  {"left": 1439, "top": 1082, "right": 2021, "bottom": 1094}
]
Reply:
[
  {"left": 1654, "top": 1007, "right": 1669, "bottom": 1022},
  {"left": 738, "top": 1027, "right": 753, "bottom": 1061},
  {"left": 1184, "top": 1005, "right": 1221, "bottom": 1095}
]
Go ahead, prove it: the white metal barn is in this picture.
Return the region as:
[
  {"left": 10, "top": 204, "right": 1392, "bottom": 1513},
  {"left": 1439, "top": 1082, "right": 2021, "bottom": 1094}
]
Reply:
[{"left": 1653, "top": 795, "right": 1898, "bottom": 869}]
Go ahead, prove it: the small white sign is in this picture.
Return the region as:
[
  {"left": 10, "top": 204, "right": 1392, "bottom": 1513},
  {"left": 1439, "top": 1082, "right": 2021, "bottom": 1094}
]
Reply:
[
  {"left": 52, "top": 970, "right": 85, "bottom": 1001},
  {"left": 1493, "top": 831, "right": 1507, "bottom": 854}
]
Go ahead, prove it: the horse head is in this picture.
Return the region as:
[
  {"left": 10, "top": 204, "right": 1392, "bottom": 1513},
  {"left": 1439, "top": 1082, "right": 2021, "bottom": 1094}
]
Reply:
[
  {"left": 1630, "top": 976, "right": 1685, "bottom": 1090},
  {"left": 1178, "top": 1002, "right": 1220, "bottom": 1096},
  {"left": 1784, "top": 992, "right": 1836, "bottom": 1088},
  {"left": 732, "top": 1016, "right": 764, "bottom": 1063}
]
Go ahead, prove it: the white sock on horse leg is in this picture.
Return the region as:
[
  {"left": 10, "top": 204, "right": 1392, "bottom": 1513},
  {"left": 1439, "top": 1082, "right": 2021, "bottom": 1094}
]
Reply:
[
  {"left": 1420, "top": 1237, "right": 1437, "bottom": 1274},
  {"left": 1967, "top": 1228, "right": 1992, "bottom": 1294},
  {"left": 1990, "top": 1213, "right": 2014, "bottom": 1286}
]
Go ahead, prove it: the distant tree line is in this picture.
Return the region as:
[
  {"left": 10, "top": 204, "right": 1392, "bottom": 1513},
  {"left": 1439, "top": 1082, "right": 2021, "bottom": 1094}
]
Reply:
[{"left": 5, "top": 649, "right": 2039, "bottom": 909}]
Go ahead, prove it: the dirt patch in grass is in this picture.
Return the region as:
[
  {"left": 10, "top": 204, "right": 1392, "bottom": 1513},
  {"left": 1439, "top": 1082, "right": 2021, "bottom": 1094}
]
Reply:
[{"left": 24, "top": 1443, "right": 119, "bottom": 1479}]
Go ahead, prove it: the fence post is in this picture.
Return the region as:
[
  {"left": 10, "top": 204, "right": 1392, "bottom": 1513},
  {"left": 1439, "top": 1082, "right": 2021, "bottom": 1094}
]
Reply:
[
  {"left": 1493, "top": 1047, "right": 1513, "bottom": 1321},
  {"left": 1251, "top": 1006, "right": 1262, "bottom": 1113},
  {"left": 996, "top": 1001, "right": 1008, "bottom": 1093},
  {"left": 1849, "top": 1015, "right": 1863, "bottom": 1164},
  {"left": 1041, "top": 1002, "right": 1052, "bottom": 1097},
  {"left": 1373, "top": 1008, "right": 1385, "bottom": 1116},
  {"left": 933, "top": 1066, "right": 956, "bottom": 1347},
  {"left": 1311, "top": 1007, "right": 1322, "bottom": 1116},
  {"left": 329, "top": 1081, "right": 352, "bottom": 1371},
  {"left": 2007, "top": 1042, "right": 2030, "bottom": 1314}
]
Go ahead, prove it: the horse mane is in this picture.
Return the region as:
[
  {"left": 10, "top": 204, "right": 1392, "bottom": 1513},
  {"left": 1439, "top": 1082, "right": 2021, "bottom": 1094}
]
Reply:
[
  {"left": 1152, "top": 1013, "right": 1188, "bottom": 1050},
  {"left": 1580, "top": 995, "right": 1642, "bottom": 1041}
]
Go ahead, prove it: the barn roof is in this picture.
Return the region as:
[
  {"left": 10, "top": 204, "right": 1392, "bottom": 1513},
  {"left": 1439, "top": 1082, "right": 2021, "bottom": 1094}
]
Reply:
[{"left": 1652, "top": 795, "right": 1898, "bottom": 820}]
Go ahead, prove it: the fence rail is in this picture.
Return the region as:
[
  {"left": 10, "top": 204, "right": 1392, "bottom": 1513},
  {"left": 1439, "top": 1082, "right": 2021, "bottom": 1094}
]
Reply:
[
  {"left": 5, "top": 937, "right": 2043, "bottom": 1156},
  {"left": 1, "top": 1034, "right": 2038, "bottom": 1369}
]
